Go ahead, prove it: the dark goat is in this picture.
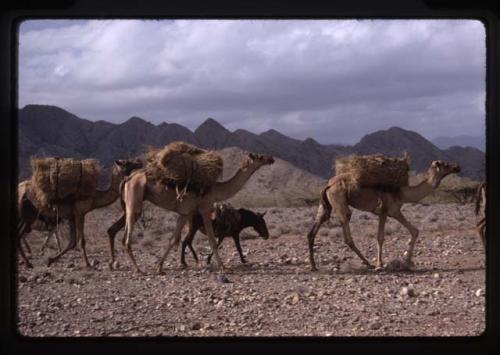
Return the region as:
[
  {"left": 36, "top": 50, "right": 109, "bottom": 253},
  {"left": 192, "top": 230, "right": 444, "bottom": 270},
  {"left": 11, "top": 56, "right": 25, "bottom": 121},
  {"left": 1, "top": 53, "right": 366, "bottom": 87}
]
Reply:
[{"left": 180, "top": 205, "right": 269, "bottom": 267}]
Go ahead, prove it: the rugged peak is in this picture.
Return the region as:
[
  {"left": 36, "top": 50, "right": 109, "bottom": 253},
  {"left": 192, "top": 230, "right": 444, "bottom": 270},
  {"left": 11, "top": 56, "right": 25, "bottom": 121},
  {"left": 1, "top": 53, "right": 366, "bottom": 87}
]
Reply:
[
  {"left": 123, "top": 116, "right": 149, "bottom": 125},
  {"left": 195, "top": 117, "right": 228, "bottom": 133},
  {"left": 303, "top": 137, "right": 320, "bottom": 146},
  {"left": 21, "top": 104, "right": 78, "bottom": 120}
]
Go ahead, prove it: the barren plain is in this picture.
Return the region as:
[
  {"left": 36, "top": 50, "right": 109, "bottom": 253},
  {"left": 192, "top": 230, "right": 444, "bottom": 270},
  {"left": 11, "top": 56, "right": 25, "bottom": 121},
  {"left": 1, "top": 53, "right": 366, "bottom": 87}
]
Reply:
[{"left": 17, "top": 202, "right": 485, "bottom": 337}]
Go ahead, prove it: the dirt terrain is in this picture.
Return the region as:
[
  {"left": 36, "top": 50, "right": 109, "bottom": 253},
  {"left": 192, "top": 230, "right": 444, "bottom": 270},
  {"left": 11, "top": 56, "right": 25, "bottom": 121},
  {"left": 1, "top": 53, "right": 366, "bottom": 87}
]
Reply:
[{"left": 17, "top": 202, "right": 485, "bottom": 337}]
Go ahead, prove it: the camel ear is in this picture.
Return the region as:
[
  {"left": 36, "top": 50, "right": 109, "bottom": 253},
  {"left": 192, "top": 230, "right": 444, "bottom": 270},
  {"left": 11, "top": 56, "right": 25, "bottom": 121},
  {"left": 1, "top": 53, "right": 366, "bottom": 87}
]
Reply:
[
  {"left": 115, "top": 159, "right": 126, "bottom": 167},
  {"left": 248, "top": 153, "right": 256, "bottom": 160},
  {"left": 261, "top": 211, "right": 267, "bottom": 218}
]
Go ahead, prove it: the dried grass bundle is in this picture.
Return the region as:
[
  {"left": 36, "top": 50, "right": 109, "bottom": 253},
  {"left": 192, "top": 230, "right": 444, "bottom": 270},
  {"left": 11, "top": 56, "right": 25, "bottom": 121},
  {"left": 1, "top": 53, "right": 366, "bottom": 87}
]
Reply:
[
  {"left": 31, "top": 157, "right": 100, "bottom": 208},
  {"left": 145, "top": 141, "right": 223, "bottom": 195},
  {"left": 335, "top": 154, "right": 409, "bottom": 189}
]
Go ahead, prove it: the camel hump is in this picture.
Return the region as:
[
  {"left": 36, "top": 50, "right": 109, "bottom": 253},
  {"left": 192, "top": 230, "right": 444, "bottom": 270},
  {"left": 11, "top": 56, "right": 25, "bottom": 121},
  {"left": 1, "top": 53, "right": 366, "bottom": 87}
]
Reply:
[
  {"left": 30, "top": 157, "right": 100, "bottom": 208},
  {"left": 334, "top": 154, "right": 409, "bottom": 189},
  {"left": 145, "top": 141, "right": 223, "bottom": 195}
]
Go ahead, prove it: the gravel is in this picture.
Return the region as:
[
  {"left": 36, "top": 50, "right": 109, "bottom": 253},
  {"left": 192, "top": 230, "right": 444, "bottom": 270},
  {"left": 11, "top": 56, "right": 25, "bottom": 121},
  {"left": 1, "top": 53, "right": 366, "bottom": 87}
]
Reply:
[{"left": 17, "top": 203, "right": 485, "bottom": 337}]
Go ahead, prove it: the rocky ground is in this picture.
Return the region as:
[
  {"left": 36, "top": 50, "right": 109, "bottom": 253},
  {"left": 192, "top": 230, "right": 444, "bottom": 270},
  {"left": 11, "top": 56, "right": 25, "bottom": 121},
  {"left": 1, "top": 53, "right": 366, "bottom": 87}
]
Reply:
[{"left": 17, "top": 202, "right": 485, "bottom": 337}]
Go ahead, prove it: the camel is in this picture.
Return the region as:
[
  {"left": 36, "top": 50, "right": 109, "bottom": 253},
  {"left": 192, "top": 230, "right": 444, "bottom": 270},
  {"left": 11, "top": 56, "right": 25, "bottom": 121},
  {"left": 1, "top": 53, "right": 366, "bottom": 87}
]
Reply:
[
  {"left": 118, "top": 152, "right": 274, "bottom": 275},
  {"left": 474, "top": 182, "right": 486, "bottom": 248},
  {"left": 17, "top": 158, "right": 143, "bottom": 268},
  {"left": 307, "top": 160, "right": 461, "bottom": 271},
  {"left": 17, "top": 181, "right": 64, "bottom": 255}
]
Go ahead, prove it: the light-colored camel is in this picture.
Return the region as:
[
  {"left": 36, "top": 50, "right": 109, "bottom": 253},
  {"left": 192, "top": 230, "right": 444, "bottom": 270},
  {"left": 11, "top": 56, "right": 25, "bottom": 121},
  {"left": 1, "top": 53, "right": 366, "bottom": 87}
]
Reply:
[
  {"left": 474, "top": 182, "right": 486, "bottom": 249},
  {"left": 17, "top": 159, "right": 143, "bottom": 268},
  {"left": 119, "top": 152, "right": 274, "bottom": 275},
  {"left": 307, "top": 160, "right": 461, "bottom": 271}
]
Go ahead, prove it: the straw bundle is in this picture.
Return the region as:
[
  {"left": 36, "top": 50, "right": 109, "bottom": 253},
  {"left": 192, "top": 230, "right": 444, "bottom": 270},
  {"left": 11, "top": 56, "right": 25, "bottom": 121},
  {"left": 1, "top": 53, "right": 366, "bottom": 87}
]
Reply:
[
  {"left": 146, "top": 141, "right": 223, "bottom": 195},
  {"left": 31, "top": 157, "right": 100, "bottom": 208},
  {"left": 335, "top": 154, "right": 409, "bottom": 189}
]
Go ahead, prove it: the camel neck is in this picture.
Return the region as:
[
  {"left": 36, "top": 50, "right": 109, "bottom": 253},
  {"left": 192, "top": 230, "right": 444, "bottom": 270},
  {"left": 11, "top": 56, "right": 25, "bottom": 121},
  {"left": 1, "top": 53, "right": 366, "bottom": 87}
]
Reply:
[
  {"left": 400, "top": 178, "right": 435, "bottom": 203},
  {"left": 212, "top": 165, "right": 260, "bottom": 201}
]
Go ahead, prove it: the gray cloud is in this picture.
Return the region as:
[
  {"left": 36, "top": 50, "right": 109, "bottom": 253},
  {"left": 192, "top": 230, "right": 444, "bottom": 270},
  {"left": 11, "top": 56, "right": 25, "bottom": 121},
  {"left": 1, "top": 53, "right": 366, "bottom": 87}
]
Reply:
[{"left": 19, "top": 19, "right": 485, "bottom": 144}]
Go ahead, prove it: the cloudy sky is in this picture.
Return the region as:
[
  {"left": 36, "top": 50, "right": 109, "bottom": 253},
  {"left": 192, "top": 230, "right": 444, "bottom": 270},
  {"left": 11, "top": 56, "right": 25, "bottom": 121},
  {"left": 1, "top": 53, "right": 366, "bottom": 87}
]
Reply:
[{"left": 18, "top": 19, "right": 485, "bottom": 144}]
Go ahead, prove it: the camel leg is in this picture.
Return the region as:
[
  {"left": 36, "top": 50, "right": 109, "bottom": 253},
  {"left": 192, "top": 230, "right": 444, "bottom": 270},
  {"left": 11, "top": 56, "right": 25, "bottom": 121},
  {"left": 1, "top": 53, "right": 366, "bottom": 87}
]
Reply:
[
  {"left": 200, "top": 210, "right": 225, "bottom": 271},
  {"left": 334, "top": 201, "right": 373, "bottom": 268},
  {"left": 123, "top": 209, "right": 145, "bottom": 275},
  {"left": 48, "top": 217, "right": 77, "bottom": 267},
  {"left": 375, "top": 214, "right": 387, "bottom": 269},
  {"left": 21, "top": 234, "right": 32, "bottom": 255},
  {"left": 477, "top": 217, "right": 486, "bottom": 250},
  {"left": 180, "top": 226, "right": 198, "bottom": 267},
  {"left": 75, "top": 214, "right": 91, "bottom": 268},
  {"left": 107, "top": 214, "right": 125, "bottom": 269},
  {"left": 156, "top": 215, "right": 188, "bottom": 274},
  {"left": 340, "top": 220, "right": 373, "bottom": 268},
  {"left": 40, "top": 232, "right": 52, "bottom": 253},
  {"left": 307, "top": 204, "right": 330, "bottom": 271},
  {"left": 17, "top": 222, "right": 33, "bottom": 268},
  {"left": 391, "top": 211, "right": 419, "bottom": 267},
  {"left": 206, "top": 237, "right": 225, "bottom": 265},
  {"left": 54, "top": 228, "right": 62, "bottom": 252}
]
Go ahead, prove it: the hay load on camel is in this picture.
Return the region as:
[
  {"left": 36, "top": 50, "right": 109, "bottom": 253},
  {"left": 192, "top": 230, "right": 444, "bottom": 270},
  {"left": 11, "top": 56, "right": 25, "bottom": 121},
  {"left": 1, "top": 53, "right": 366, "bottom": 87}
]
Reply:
[
  {"left": 30, "top": 157, "right": 100, "bottom": 208},
  {"left": 145, "top": 141, "right": 223, "bottom": 196},
  {"left": 335, "top": 153, "right": 409, "bottom": 189}
]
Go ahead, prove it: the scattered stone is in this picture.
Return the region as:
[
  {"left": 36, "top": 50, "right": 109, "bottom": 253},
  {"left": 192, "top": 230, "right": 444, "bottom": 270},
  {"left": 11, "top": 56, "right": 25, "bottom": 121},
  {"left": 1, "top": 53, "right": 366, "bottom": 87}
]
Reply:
[{"left": 400, "top": 285, "right": 416, "bottom": 297}]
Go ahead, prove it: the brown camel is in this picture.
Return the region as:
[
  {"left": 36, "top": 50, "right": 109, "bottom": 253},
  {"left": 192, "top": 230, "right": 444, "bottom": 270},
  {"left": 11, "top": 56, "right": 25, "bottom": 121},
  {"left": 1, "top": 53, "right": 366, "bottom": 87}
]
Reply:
[
  {"left": 118, "top": 152, "right": 274, "bottom": 275},
  {"left": 474, "top": 182, "right": 486, "bottom": 248},
  {"left": 17, "top": 181, "right": 64, "bottom": 255},
  {"left": 17, "top": 158, "right": 143, "bottom": 268},
  {"left": 307, "top": 160, "right": 461, "bottom": 271}
]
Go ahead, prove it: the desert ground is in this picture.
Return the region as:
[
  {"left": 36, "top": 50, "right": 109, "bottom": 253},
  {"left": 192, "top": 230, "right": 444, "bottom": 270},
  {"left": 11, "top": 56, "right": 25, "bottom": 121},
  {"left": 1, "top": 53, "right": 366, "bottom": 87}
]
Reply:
[{"left": 17, "top": 201, "right": 485, "bottom": 337}]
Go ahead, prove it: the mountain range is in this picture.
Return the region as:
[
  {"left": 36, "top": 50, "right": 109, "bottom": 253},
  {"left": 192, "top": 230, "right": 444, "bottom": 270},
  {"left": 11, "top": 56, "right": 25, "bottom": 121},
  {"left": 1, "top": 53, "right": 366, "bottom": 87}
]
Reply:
[
  {"left": 18, "top": 105, "right": 485, "bottom": 181},
  {"left": 432, "top": 135, "right": 485, "bottom": 152}
]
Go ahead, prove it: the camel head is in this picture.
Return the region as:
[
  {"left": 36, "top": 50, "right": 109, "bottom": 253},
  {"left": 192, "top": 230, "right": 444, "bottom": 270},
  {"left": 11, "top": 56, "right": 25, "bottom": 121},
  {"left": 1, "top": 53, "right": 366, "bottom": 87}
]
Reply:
[
  {"left": 427, "top": 160, "right": 461, "bottom": 188},
  {"left": 243, "top": 153, "right": 275, "bottom": 169},
  {"left": 113, "top": 158, "right": 144, "bottom": 178}
]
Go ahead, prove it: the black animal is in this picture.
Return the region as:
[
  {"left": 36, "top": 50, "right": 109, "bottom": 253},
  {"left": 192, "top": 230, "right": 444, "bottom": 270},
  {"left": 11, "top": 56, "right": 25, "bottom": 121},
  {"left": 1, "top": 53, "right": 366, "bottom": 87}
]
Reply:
[{"left": 180, "top": 204, "right": 269, "bottom": 267}]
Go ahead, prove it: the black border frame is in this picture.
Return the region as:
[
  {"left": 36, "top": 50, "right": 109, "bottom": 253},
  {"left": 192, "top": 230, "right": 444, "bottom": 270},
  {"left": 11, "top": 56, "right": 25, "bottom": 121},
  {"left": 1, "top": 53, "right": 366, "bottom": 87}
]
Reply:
[{"left": 1, "top": 1, "right": 499, "bottom": 354}]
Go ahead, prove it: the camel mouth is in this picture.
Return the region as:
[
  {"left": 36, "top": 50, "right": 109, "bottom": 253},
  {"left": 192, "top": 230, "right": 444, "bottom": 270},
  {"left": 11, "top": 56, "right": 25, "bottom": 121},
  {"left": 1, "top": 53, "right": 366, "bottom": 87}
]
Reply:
[{"left": 452, "top": 165, "right": 461, "bottom": 173}]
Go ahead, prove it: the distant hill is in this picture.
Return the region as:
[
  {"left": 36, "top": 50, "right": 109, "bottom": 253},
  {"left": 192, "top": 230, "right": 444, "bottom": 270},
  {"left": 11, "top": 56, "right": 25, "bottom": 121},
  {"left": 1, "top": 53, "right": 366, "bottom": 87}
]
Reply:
[
  {"left": 432, "top": 134, "right": 485, "bottom": 152},
  {"left": 18, "top": 104, "right": 485, "bottom": 181},
  {"left": 218, "top": 147, "right": 326, "bottom": 207}
]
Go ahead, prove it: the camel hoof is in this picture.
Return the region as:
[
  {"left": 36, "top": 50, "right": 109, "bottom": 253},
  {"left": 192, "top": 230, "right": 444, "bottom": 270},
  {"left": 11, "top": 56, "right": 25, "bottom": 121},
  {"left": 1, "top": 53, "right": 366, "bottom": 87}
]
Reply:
[
  {"left": 156, "top": 268, "right": 166, "bottom": 276},
  {"left": 180, "top": 263, "right": 187, "bottom": 269},
  {"left": 365, "top": 263, "right": 375, "bottom": 270},
  {"left": 241, "top": 258, "right": 247, "bottom": 264},
  {"left": 374, "top": 265, "right": 385, "bottom": 271},
  {"left": 46, "top": 257, "right": 53, "bottom": 267},
  {"left": 310, "top": 266, "right": 318, "bottom": 272}
]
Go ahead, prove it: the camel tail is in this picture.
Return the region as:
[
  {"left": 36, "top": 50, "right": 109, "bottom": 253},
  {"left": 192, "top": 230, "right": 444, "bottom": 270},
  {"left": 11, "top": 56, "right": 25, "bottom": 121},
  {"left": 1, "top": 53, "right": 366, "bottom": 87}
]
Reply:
[{"left": 475, "top": 182, "right": 485, "bottom": 216}]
